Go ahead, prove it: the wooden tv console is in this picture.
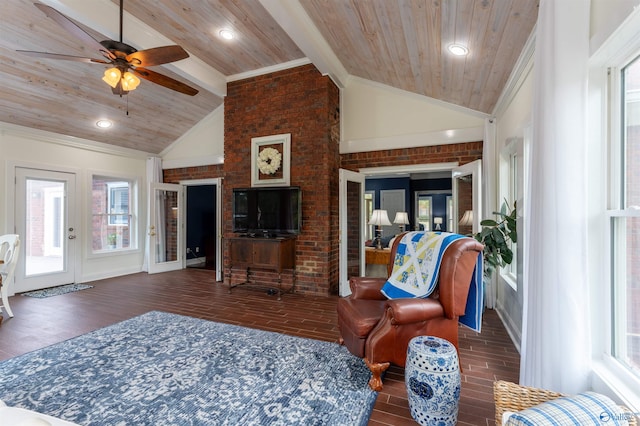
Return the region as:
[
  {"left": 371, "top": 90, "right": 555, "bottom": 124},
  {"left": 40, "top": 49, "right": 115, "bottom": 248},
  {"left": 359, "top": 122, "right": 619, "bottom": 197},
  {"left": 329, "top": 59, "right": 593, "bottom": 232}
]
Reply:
[{"left": 227, "top": 236, "right": 296, "bottom": 300}]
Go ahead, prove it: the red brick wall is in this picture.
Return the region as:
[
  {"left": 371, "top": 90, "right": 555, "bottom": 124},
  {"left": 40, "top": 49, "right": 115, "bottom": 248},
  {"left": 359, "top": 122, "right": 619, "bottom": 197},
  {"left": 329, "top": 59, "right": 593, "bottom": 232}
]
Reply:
[
  {"left": 163, "top": 165, "right": 224, "bottom": 183},
  {"left": 340, "top": 142, "right": 483, "bottom": 171},
  {"left": 224, "top": 64, "right": 340, "bottom": 296},
  {"left": 341, "top": 142, "right": 482, "bottom": 237},
  {"left": 163, "top": 73, "right": 482, "bottom": 296}
]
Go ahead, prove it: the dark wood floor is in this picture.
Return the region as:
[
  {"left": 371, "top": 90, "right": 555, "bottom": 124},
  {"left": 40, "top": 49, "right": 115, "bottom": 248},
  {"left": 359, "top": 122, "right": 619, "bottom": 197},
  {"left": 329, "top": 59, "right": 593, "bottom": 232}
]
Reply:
[{"left": 0, "top": 269, "right": 520, "bottom": 425}]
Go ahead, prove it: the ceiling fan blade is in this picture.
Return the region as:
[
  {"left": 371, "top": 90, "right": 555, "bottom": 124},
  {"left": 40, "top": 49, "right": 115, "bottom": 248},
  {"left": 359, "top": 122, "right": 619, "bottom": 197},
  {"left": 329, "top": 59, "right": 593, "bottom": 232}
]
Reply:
[
  {"left": 126, "top": 45, "right": 189, "bottom": 67},
  {"left": 33, "top": 2, "right": 114, "bottom": 60},
  {"left": 16, "top": 50, "right": 109, "bottom": 64},
  {"left": 132, "top": 67, "right": 198, "bottom": 96}
]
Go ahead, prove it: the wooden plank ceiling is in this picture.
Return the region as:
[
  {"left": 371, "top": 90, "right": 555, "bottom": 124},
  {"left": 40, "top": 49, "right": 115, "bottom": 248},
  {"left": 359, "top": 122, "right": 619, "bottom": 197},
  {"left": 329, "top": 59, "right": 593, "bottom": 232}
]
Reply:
[{"left": 0, "top": 0, "right": 538, "bottom": 154}]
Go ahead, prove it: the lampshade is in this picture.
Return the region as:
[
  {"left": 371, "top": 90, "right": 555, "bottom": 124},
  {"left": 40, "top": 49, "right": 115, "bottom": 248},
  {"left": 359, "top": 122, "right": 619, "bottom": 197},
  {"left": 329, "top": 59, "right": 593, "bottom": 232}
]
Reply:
[
  {"left": 122, "top": 71, "right": 140, "bottom": 91},
  {"left": 459, "top": 210, "right": 473, "bottom": 227},
  {"left": 102, "top": 68, "right": 140, "bottom": 92},
  {"left": 369, "top": 209, "right": 391, "bottom": 226},
  {"left": 102, "top": 67, "right": 121, "bottom": 88},
  {"left": 393, "top": 211, "right": 409, "bottom": 225},
  {"left": 433, "top": 217, "right": 443, "bottom": 224}
]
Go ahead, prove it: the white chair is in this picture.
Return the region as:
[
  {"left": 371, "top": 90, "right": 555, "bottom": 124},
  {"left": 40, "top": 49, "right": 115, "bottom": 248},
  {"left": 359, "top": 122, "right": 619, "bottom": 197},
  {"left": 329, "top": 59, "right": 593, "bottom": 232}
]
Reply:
[
  {"left": 0, "top": 400, "right": 80, "bottom": 425},
  {"left": 0, "top": 234, "right": 20, "bottom": 318}
]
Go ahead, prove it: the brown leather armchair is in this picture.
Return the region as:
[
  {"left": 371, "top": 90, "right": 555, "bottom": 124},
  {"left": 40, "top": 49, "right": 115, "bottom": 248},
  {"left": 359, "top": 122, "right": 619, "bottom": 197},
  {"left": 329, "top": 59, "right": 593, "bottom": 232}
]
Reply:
[{"left": 337, "top": 233, "right": 484, "bottom": 391}]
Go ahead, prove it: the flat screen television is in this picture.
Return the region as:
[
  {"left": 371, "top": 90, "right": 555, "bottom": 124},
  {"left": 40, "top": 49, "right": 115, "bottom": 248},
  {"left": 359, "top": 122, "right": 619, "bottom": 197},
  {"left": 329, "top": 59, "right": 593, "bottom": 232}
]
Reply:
[{"left": 232, "top": 186, "right": 302, "bottom": 235}]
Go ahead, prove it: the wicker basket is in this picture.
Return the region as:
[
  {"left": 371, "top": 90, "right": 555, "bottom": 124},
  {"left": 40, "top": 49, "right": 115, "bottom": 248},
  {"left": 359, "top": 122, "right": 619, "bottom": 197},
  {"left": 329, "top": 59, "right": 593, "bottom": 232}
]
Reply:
[{"left": 494, "top": 380, "right": 638, "bottom": 425}]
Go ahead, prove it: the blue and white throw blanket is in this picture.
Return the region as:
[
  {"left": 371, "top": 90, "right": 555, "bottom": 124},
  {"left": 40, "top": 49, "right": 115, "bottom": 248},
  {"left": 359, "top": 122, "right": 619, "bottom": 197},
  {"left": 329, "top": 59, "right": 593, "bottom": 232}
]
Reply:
[{"left": 380, "top": 231, "right": 484, "bottom": 332}]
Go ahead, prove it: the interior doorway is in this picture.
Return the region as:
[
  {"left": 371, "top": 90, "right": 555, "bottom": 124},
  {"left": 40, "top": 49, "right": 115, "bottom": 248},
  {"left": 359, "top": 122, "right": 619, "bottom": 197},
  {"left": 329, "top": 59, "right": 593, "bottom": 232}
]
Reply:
[
  {"left": 185, "top": 185, "right": 217, "bottom": 270},
  {"left": 180, "top": 178, "right": 223, "bottom": 282}
]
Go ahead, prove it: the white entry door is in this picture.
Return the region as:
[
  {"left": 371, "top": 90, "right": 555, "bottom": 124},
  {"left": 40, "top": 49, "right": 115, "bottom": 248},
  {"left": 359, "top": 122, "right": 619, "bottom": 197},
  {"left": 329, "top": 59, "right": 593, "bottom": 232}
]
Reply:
[
  {"left": 339, "top": 169, "right": 366, "bottom": 296},
  {"left": 148, "top": 183, "right": 183, "bottom": 274},
  {"left": 15, "top": 167, "right": 77, "bottom": 292}
]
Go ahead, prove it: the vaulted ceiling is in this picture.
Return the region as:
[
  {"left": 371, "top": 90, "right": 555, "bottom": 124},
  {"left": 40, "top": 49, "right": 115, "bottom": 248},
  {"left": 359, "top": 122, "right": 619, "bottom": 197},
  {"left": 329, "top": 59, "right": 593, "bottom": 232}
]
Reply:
[{"left": 0, "top": 0, "right": 538, "bottom": 154}]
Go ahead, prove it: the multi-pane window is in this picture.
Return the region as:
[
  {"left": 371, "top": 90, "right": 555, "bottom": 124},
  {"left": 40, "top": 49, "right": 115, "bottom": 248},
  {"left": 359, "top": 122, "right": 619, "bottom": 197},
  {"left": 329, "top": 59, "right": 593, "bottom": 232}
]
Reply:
[
  {"left": 92, "top": 175, "right": 136, "bottom": 251},
  {"left": 415, "top": 193, "right": 432, "bottom": 231},
  {"left": 500, "top": 137, "right": 523, "bottom": 290},
  {"left": 107, "top": 183, "right": 129, "bottom": 226},
  {"left": 610, "top": 54, "right": 640, "bottom": 378}
]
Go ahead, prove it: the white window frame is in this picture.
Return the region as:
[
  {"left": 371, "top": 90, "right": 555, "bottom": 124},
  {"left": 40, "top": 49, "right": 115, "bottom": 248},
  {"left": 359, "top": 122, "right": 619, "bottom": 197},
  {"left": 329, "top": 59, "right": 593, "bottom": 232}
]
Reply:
[
  {"left": 607, "top": 55, "right": 640, "bottom": 377},
  {"left": 589, "top": 8, "right": 640, "bottom": 411},
  {"left": 446, "top": 195, "right": 453, "bottom": 232},
  {"left": 499, "top": 137, "right": 523, "bottom": 291},
  {"left": 89, "top": 173, "right": 139, "bottom": 255},
  {"left": 107, "top": 182, "right": 130, "bottom": 226}
]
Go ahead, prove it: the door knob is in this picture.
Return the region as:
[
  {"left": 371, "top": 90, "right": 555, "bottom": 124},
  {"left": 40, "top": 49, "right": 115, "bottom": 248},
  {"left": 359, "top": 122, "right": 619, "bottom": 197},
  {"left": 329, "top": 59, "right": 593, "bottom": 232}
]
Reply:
[{"left": 68, "top": 235, "right": 76, "bottom": 239}]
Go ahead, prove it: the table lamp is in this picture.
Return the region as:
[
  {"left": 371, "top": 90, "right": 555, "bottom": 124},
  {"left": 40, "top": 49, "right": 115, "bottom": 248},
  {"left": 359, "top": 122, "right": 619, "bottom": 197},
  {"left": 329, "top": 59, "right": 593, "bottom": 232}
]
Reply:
[
  {"left": 369, "top": 209, "right": 391, "bottom": 249},
  {"left": 393, "top": 211, "right": 409, "bottom": 232}
]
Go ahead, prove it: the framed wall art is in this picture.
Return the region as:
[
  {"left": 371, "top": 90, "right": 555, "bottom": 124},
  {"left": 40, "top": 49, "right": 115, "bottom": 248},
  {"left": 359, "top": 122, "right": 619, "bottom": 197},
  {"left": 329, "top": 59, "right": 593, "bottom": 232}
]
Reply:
[{"left": 251, "top": 133, "right": 291, "bottom": 187}]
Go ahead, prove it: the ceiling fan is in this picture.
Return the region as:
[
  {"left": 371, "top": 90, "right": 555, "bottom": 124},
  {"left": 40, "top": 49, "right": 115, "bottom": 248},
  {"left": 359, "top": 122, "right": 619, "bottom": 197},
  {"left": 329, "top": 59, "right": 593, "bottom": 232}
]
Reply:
[{"left": 17, "top": 1, "right": 198, "bottom": 96}]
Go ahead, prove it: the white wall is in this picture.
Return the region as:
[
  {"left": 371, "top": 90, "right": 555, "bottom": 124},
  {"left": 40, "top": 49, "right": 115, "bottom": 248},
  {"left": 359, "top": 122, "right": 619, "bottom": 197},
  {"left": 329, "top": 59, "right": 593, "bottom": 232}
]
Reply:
[
  {"left": 590, "top": 0, "right": 640, "bottom": 54},
  {"left": 492, "top": 59, "right": 534, "bottom": 351},
  {"left": 161, "top": 105, "right": 224, "bottom": 169},
  {"left": 0, "top": 124, "right": 148, "bottom": 284},
  {"left": 341, "top": 77, "right": 486, "bottom": 153}
]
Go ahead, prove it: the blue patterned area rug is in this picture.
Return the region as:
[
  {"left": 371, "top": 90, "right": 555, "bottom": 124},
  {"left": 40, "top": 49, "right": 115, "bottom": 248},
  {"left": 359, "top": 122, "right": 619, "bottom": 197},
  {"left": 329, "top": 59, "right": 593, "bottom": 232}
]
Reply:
[
  {"left": 21, "top": 283, "right": 94, "bottom": 298},
  {"left": 0, "top": 311, "right": 377, "bottom": 425}
]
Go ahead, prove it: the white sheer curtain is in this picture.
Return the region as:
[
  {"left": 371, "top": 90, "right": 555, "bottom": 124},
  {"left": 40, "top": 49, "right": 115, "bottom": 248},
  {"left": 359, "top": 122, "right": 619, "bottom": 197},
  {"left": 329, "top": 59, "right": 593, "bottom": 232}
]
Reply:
[
  {"left": 520, "top": 0, "right": 591, "bottom": 394},
  {"left": 483, "top": 118, "right": 497, "bottom": 309},
  {"left": 142, "top": 156, "right": 163, "bottom": 272}
]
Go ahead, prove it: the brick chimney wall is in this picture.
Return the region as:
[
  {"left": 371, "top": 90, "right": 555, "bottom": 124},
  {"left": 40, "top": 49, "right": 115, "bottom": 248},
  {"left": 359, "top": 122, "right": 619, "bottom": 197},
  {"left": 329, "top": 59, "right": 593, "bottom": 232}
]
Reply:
[
  {"left": 224, "top": 64, "right": 341, "bottom": 296},
  {"left": 163, "top": 66, "right": 482, "bottom": 297}
]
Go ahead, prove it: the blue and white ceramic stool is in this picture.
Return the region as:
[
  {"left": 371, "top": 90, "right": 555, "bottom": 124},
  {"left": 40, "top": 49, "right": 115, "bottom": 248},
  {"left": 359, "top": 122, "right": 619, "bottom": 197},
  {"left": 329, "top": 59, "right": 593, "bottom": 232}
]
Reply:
[{"left": 405, "top": 336, "right": 461, "bottom": 425}]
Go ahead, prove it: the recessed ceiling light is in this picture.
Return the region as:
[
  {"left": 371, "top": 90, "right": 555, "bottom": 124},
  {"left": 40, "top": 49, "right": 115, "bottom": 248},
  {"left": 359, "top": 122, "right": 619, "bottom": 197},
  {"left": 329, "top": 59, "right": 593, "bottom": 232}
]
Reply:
[
  {"left": 219, "top": 29, "right": 235, "bottom": 40},
  {"left": 96, "top": 119, "right": 113, "bottom": 129},
  {"left": 448, "top": 44, "right": 469, "bottom": 56}
]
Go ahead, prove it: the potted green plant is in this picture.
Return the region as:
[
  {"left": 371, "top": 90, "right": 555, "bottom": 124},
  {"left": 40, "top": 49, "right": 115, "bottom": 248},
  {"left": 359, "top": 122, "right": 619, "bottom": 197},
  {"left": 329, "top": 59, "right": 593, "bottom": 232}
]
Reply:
[
  {"left": 473, "top": 201, "right": 517, "bottom": 277},
  {"left": 107, "top": 233, "right": 117, "bottom": 249}
]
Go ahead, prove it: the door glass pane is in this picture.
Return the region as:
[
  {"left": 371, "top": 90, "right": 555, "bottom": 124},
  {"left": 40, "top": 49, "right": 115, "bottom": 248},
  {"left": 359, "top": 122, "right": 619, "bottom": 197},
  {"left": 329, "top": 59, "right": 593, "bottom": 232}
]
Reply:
[
  {"left": 456, "top": 175, "right": 473, "bottom": 235},
  {"left": 155, "top": 189, "right": 178, "bottom": 263},
  {"left": 25, "top": 179, "right": 65, "bottom": 276},
  {"left": 346, "top": 181, "right": 362, "bottom": 278}
]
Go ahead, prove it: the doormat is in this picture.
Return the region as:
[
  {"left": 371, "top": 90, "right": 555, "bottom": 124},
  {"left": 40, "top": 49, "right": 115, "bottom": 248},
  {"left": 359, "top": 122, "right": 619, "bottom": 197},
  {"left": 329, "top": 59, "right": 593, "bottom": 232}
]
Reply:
[{"left": 21, "top": 284, "right": 94, "bottom": 298}]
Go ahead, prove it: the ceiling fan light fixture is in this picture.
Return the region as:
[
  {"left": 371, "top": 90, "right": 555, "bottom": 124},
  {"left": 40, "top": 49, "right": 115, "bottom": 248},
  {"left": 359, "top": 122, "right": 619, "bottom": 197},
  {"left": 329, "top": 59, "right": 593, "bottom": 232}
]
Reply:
[
  {"left": 448, "top": 43, "right": 469, "bottom": 56},
  {"left": 102, "top": 67, "right": 121, "bottom": 88},
  {"left": 122, "top": 71, "right": 140, "bottom": 91}
]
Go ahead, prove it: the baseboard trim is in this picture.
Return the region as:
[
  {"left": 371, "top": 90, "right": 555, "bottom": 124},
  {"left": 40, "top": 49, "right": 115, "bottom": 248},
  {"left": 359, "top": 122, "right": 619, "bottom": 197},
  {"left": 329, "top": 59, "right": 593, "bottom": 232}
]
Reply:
[
  {"left": 80, "top": 267, "right": 143, "bottom": 284},
  {"left": 493, "top": 302, "right": 522, "bottom": 354}
]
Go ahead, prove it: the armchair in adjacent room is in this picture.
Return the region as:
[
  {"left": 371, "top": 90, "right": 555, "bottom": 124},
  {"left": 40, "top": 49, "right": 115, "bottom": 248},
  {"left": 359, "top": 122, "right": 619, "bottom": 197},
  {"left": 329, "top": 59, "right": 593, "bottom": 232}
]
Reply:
[{"left": 337, "top": 232, "right": 484, "bottom": 391}]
